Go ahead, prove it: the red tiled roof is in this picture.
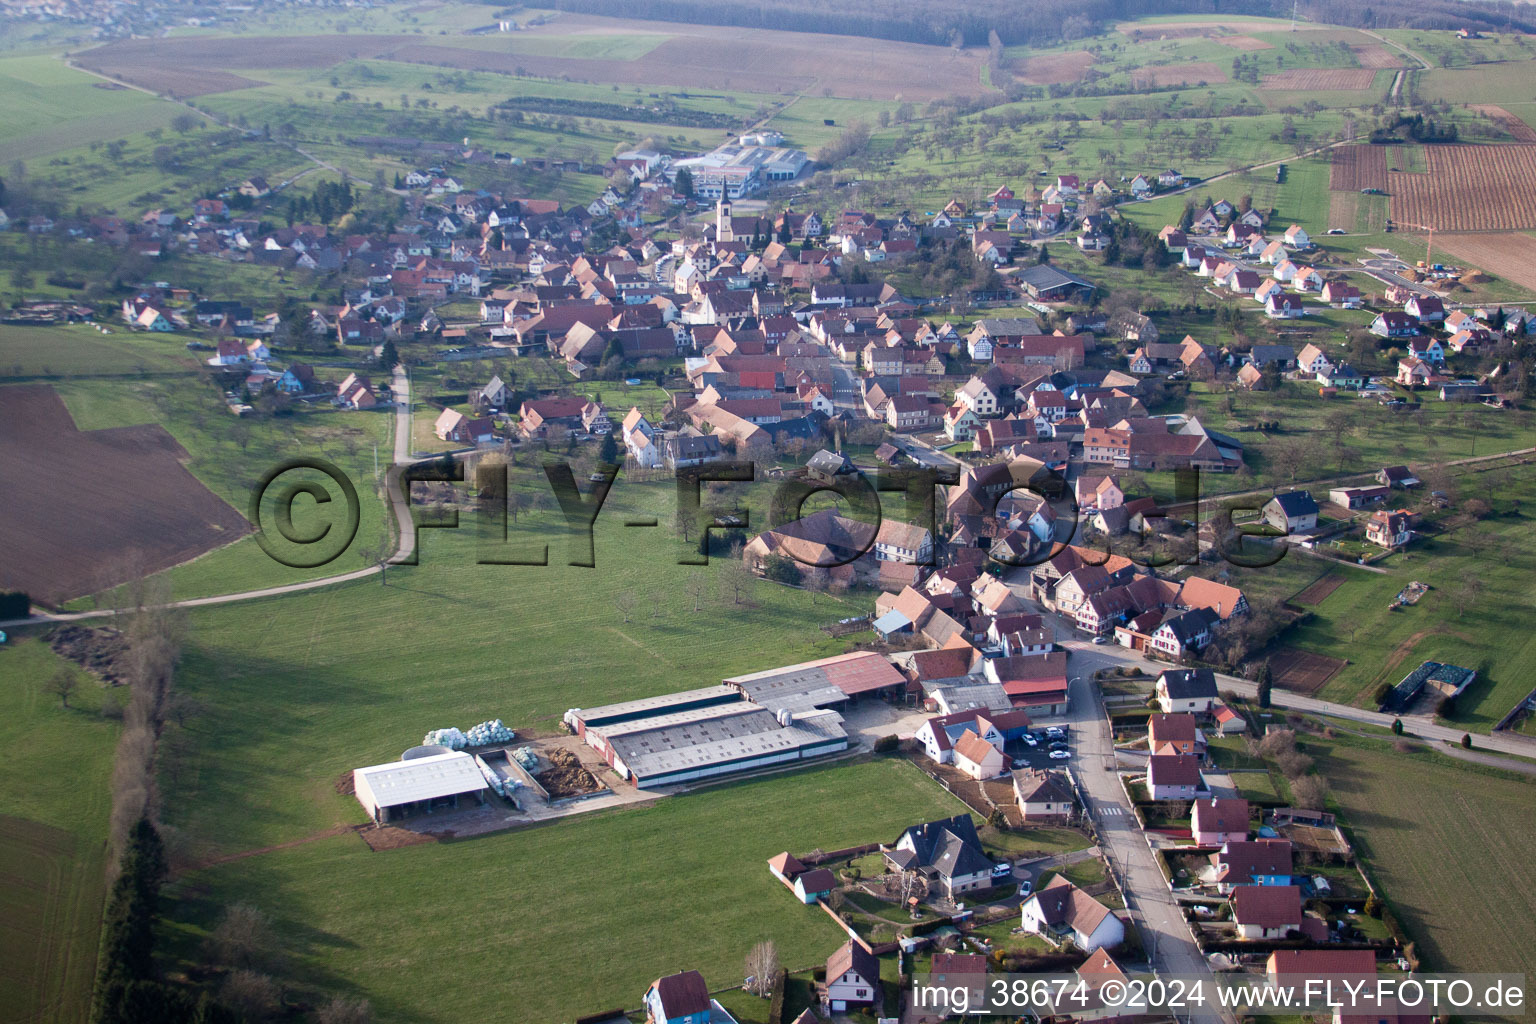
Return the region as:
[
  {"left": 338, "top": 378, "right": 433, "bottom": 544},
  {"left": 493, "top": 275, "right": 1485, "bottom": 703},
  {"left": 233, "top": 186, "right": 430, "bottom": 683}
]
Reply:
[
  {"left": 1147, "top": 753, "right": 1201, "bottom": 788},
  {"left": 1231, "top": 884, "right": 1302, "bottom": 929}
]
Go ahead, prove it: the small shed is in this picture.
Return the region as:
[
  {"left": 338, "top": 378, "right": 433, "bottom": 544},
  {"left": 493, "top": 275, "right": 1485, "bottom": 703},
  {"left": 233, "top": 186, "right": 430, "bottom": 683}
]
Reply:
[{"left": 353, "top": 750, "right": 489, "bottom": 824}]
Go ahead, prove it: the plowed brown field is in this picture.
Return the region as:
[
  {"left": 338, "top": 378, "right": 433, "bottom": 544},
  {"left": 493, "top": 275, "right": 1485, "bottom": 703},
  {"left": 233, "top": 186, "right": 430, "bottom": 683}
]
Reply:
[
  {"left": 1390, "top": 145, "right": 1536, "bottom": 231},
  {"left": 1433, "top": 232, "right": 1536, "bottom": 292},
  {"left": 1260, "top": 68, "right": 1377, "bottom": 90},
  {"left": 0, "top": 385, "right": 249, "bottom": 606},
  {"left": 1330, "top": 144, "right": 1389, "bottom": 191},
  {"left": 1132, "top": 62, "right": 1228, "bottom": 87}
]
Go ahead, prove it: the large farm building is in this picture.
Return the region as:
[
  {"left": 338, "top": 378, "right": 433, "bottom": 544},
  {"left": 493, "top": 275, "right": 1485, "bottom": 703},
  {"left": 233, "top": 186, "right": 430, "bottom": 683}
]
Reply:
[{"left": 565, "top": 652, "right": 906, "bottom": 787}]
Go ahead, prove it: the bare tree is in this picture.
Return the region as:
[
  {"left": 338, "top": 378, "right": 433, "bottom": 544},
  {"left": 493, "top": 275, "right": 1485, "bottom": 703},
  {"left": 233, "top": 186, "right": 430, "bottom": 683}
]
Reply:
[
  {"left": 683, "top": 572, "right": 707, "bottom": 613},
  {"left": 900, "top": 869, "right": 929, "bottom": 913},
  {"left": 717, "top": 559, "right": 756, "bottom": 606},
  {"left": 219, "top": 970, "right": 281, "bottom": 1022},
  {"left": 1288, "top": 773, "right": 1327, "bottom": 809},
  {"left": 1271, "top": 438, "right": 1308, "bottom": 486},
  {"left": 46, "top": 667, "right": 79, "bottom": 708},
  {"left": 1454, "top": 574, "right": 1483, "bottom": 617},
  {"left": 315, "top": 998, "right": 372, "bottom": 1024},
  {"left": 614, "top": 589, "right": 637, "bottom": 623},
  {"left": 358, "top": 541, "right": 389, "bottom": 585},
  {"left": 207, "top": 903, "right": 278, "bottom": 970},
  {"left": 744, "top": 939, "right": 780, "bottom": 997}
]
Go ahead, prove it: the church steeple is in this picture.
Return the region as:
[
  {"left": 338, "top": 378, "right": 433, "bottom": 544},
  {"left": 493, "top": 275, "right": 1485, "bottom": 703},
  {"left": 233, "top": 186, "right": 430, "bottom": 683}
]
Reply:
[{"left": 716, "top": 196, "right": 733, "bottom": 242}]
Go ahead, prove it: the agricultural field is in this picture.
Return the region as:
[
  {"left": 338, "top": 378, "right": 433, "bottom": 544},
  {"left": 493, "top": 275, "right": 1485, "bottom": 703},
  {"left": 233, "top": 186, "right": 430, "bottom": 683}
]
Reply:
[
  {"left": 1431, "top": 231, "right": 1536, "bottom": 293},
  {"left": 0, "top": 384, "right": 251, "bottom": 606},
  {"left": 1309, "top": 734, "right": 1536, "bottom": 983},
  {"left": 152, "top": 474, "right": 884, "bottom": 856},
  {"left": 0, "top": 325, "right": 396, "bottom": 606},
  {"left": 165, "top": 758, "right": 968, "bottom": 1023},
  {"left": 1258, "top": 68, "right": 1378, "bottom": 91},
  {"left": 1329, "top": 144, "right": 1389, "bottom": 191},
  {"left": 1221, "top": 460, "right": 1536, "bottom": 729},
  {"left": 0, "top": 639, "right": 121, "bottom": 1024},
  {"left": 1388, "top": 145, "right": 1536, "bottom": 231},
  {"left": 0, "top": 54, "right": 185, "bottom": 162},
  {"left": 74, "top": 14, "right": 993, "bottom": 103}
]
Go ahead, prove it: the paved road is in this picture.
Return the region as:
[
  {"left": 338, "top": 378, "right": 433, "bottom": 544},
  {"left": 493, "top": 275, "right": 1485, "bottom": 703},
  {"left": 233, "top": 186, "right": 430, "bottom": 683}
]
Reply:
[
  {"left": 1161, "top": 445, "right": 1536, "bottom": 516},
  {"left": 1065, "top": 674, "right": 1234, "bottom": 1024},
  {"left": 892, "top": 433, "right": 963, "bottom": 469},
  {"left": 1057, "top": 638, "right": 1536, "bottom": 760}
]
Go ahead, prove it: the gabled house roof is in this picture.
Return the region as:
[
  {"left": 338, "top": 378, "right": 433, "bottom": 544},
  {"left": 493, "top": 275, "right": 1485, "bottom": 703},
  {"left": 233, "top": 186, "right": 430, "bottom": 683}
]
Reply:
[
  {"left": 1192, "top": 797, "right": 1250, "bottom": 836},
  {"left": 1024, "top": 875, "right": 1115, "bottom": 936},
  {"left": 1147, "top": 753, "right": 1202, "bottom": 788},
  {"left": 1231, "top": 884, "right": 1303, "bottom": 930},
  {"left": 953, "top": 728, "right": 1000, "bottom": 767},
  {"left": 1214, "top": 839, "right": 1294, "bottom": 883},
  {"left": 1159, "top": 668, "right": 1218, "bottom": 699},
  {"left": 768, "top": 851, "right": 807, "bottom": 878},
  {"left": 650, "top": 971, "right": 711, "bottom": 1019},
  {"left": 1268, "top": 490, "right": 1319, "bottom": 517},
  {"left": 1013, "top": 767, "right": 1074, "bottom": 805},
  {"left": 826, "top": 939, "right": 880, "bottom": 986},
  {"left": 1147, "top": 713, "right": 1200, "bottom": 747},
  {"left": 891, "top": 815, "right": 991, "bottom": 881}
]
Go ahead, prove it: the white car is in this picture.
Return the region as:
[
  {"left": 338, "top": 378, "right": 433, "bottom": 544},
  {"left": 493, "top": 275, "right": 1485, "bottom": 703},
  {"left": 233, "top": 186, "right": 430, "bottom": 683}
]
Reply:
[
  {"left": 1091, "top": 636, "right": 1108, "bottom": 645},
  {"left": 1049, "top": 749, "right": 1071, "bottom": 760},
  {"left": 1023, "top": 734, "right": 1039, "bottom": 747}
]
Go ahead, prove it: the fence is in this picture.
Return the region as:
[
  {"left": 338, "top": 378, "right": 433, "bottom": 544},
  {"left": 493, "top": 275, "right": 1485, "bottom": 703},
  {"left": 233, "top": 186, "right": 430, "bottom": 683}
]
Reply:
[
  {"left": 800, "top": 842, "right": 883, "bottom": 867},
  {"left": 1492, "top": 685, "right": 1536, "bottom": 731}
]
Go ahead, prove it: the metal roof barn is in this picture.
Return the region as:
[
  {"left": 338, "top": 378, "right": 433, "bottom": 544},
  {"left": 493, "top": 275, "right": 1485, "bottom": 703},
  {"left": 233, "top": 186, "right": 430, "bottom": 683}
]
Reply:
[{"left": 352, "top": 751, "right": 489, "bottom": 824}]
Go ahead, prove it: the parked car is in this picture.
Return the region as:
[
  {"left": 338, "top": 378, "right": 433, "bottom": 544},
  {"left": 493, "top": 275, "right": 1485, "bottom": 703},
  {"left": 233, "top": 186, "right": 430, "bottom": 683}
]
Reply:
[
  {"left": 1045, "top": 727, "right": 1066, "bottom": 738},
  {"left": 1018, "top": 879, "right": 1032, "bottom": 896},
  {"left": 1049, "top": 749, "right": 1071, "bottom": 760},
  {"left": 1023, "top": 734, "right": 1039, "bottom": 747},
  {"left": 1092, "top": 636, "right": 1108, "bottom": 645},
  {"left": 992, "top": 862, "right": 1014, "bottom": 879}
]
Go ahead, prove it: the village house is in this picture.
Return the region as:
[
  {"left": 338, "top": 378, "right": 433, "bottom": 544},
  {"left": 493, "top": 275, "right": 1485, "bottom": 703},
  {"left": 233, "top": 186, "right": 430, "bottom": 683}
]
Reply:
[
  {"left": 1192, "top": 797, "right": 1251, "bottom": 846},
  {"left": 1020, "top": 876, "right": 1126, "bottom": 952},
  {"left": 1147, "top": 713, "right": 1206, "bottom": 759},
  {"left": 1211, "top": 838, "right": 1294, "bottom": 891},
  {"left": 825, "top": 941, "right": 880, "bottom": 1013},
  {"left": 1370, "top": 311, "right": 1421, "bottom": 339},
  {"left": 1262, "top": 491, "right": 1319, "bottom": 535},
  {"left": 1155, "top": 669, "right": 1219, "bottom": 714},
  {"left": 1146, "top": 753, "right": 1204, "bottom": 800},
  {"left": 885, "top": 815, "right": 995, "bottom": 898},
  {"left": 1378, "top": 465, "right": 1421, "bottom": 489},
  {"left": 433, "top": 408, "right": 495, "bottom": 444},
  {"left": 1366, "top": 509, "right": 1414, "bottom": 548},
  {"left": 1013, "top": 768, "right": 1076, "bottom": 822},
  {"left": 335, "top": 373, "right": 377, "bottom": 410},
  {"left": 953, "top": 729, "right": 1007, "bottom": 780},
  {"left": 1231, "top": 885, "right": 1308, "bottom": 939},
  {"left": 914, "top": 707, "right": 1031, "bottom": 764},
  {"left": 644, "top": 970, "right": 714, "bottom": 1024},
  {"left": 874, "top": 520, "right": 934, "bottom": 564}
]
